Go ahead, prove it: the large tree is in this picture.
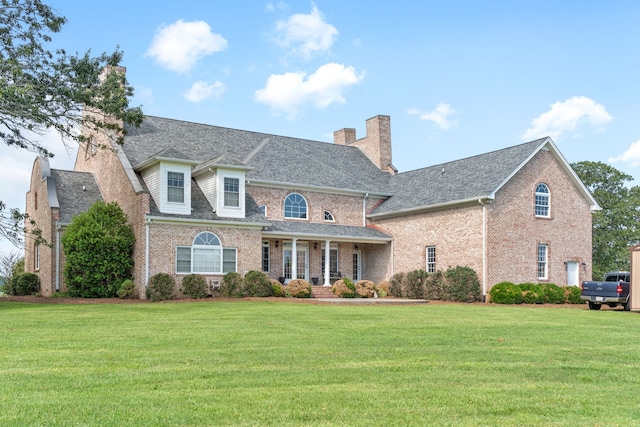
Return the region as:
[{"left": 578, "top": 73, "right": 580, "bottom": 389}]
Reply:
[
  {"left": 0, "top": 0, "right": 143, "bottom": 246},
  {"left": 572, "top": 161, "right": 640, "bottom": 280}
]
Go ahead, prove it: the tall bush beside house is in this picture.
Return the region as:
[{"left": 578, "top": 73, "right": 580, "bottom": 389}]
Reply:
[
  {"left": 401, "top": 269, "right": 428, "bottom": 299},
  {"left": 424, "top": 270, "right": 445, "bottom": 300},
  {"left": 287, "top": 279, "right": 312, "bottom": 298},
  {"left": 61, "top": 201, "right": 134, "bottom": 298},
  {"left": 443, "top": 266, "right": 481, "bottom": 302},
  {"left": 388, "top": 272, "right": 404, "bottom": 297},
  {"left": 244, "top": 270, "right": 273, "bottom": 297},
  {"left": 147, "top": 273, "right": 175, "bottom": 302},
  {"left": 181, "top": 274, "right": 208, "bottom": 299},
  {"left": 221, "top": 272, "right": 245, "bottom": 298},
  {"left": 489, "top": 282, "right": 522, "bottom": 304}
]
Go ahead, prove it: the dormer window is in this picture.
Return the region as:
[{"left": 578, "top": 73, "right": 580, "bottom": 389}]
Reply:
[
  {"left": 224, "top": 177, "right": 240, "bottom": 207},
  {"left": 284, "top": 193, "right": 307, "bottom": 219},
  {"left": 167, "top": 172, "right": 185, "bottom": 203}
]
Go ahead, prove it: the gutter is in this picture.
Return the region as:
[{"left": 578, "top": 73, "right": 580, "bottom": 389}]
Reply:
[{"left": 369, "top": 196, "right": 494, "bottom": 220}]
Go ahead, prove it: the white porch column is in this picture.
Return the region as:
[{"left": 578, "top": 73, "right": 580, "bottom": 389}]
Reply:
[
  {"left": 323, "top": 240, "right": 331, "bottom": 286},
  {"left": 291, "top": 238, "right": 298, "bottom": 280}
]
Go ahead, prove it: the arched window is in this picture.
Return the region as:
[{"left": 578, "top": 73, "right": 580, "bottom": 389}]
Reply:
[
  {"left": 535, "top": 183, "right": 550, "bottom": 217},
  {"left": 284, "top": 193, "right": 307, "bottom": 219},
  {"left": 176, "top": 231, "right": 236, "bottom": 274},
  {"left": 324, "top": 210, "right": 335, "bottom": 222}
]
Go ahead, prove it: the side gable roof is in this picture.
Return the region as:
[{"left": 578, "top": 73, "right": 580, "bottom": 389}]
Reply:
[
  {"left": 50, "top": 169, "right": 103, "bottom": 224},
  {"left": 369, "top": 137, "right": 599, "bottom": 218},
  {"left": 123, "top": 116, "right": 391, "bottom": 195}
]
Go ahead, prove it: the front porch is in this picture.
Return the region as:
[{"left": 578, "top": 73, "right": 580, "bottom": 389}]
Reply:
[{"left": 261, "top": 220, "right": 392, "bottom": 286}]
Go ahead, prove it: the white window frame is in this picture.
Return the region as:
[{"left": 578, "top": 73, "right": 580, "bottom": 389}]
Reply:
[
  {"left": 223, "top": 177, "right": 240, "bottom": 207},
  {"left": 284, "top": 192, "right": 308, "bottom": 219},
  {"left": 324, "top": 210, "right": 335, "bottom": 222},
  {"left": 176, "top": 231, "right": 237, "bottom": 274},
  {"left": 262, "top": 241, "right": 270, "bottom": 273},
  {"left": 537, "top": 244, "right": 548, "bottom": 280},
  {"left": 167, "top": 171, "right": 185, "bottom": 203},
  {"left": 535, "top": 183, "right": 550, "bottom": 218},
  {"left": 426, "top": 245, "right": 436, "bottom": 273}
]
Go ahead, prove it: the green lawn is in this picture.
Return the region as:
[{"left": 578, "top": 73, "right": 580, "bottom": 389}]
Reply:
[{"left": 1, "top": 300, "right": 640, "bottom": 426}]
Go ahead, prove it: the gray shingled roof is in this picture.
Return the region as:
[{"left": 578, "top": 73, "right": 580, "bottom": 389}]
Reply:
[
  {"left": 370, "top": 138, "right": 547, "bottom": 216},
  {"left": 124, "top": 116, "right": 391, "bottom": 194},
  {"left": 264, "top": 220, "right": 391, "bottom": 242},
  {"left": 50, "top": 169, "right": 103, "bottom": 224}
]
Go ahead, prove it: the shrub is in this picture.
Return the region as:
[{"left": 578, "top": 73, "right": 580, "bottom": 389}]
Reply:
[
  {"left": 388, "top": 272, "right": 404, "bottom": 297},
  {"left": 61, "top": 201, "right": 135, "bottom": 298},
  {"left": 424, "top": 270, "right": 445, "bottom": 300},
  {"left": 181, "top": 274, "right": 208, "bottom": 299},
  {"left": 244, "top": 270, "right": 273, "bottom": 297},
  {"left": 287, "top": 279, "right": 312, "bottom": 298},
  {"left": 147, "top": 273, "right": 175, "bottom": 302},
  {"left": 355, "top": 280, "right": 376, "bottom": 298},
  {"left": 443, "top": 266, "right": 481, "bottom": 302},
  {"left": 565, "top": 286, "right": 584, "bottom": 304},
  {"left": 489, "top": 282, "right": 522, "bottom": 304},
  {"left": 402, "top": 269, "right": 428, "bottom": 299},
  {"left": 332, "top": 278, "right": 356, "bottom": 298},
  {"left": 519, "top": 283, "right": 546, "bottom": 304},
  {"left": 542, "top": 283, "right": 564, "bottom": 304},
  {"left": 377, "top": 280, "right": 390, "bottom": 295},
  {"left": 5, "top": 272, "right": 40, "bottom": 296},
  {"left": 117, "top": 279, "right": 137, "bottom": 299},
  {"left": 221, "top": 272, "right": 245, "bottom": 298},
  {"left": 271, "top": 279, "right": 285, "bottom": 297}
]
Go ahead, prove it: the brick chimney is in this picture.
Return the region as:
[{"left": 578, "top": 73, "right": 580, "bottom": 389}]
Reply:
[{"left": 333, "top": 115, "right": 396, "bottom": 174}]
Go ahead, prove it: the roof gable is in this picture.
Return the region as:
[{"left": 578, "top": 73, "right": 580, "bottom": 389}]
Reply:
[{"left": 50, "top": 169, "right": 103, "bottom": 224}]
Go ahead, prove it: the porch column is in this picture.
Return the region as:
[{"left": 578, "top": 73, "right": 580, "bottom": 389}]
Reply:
[
  {"left": 323, "top": 240, "right": 331, "bottom": 286},
  {"left": 291, "top": 238, "right": 297, "bottom": 280}
]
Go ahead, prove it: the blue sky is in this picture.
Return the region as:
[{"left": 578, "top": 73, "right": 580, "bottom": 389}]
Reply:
[{"left": 1, "top": 0, "right": 639, "bottom": 254}]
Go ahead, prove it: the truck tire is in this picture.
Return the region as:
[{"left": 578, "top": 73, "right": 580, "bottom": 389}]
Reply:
[
  {"left": 588, "top": 301, "right": 601, "bottom": 310},
  {"left": 624, "top": 299, "right": 631, "bottom": 311}
]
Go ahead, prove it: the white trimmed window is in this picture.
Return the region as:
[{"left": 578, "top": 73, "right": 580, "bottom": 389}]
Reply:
[
  {"left": 176, "top": 231, "right": 237, "bottom": 274},
  {"left": 34, "top": 243, "right": 40, "bottom": 270},
  {"left": 535, "top": 183, "right": 550, "bottom": 217},
  {"left": 262, "top": 241, "right": 270, "bottom": 273},
  {"left": 284, "top": 193, "right": 307, "bottom": 219},
  {"left": 167, "top": 171, "right": 185, "bottom": 203},
  {"left": 537, "top": 244, "right": 548, "bottom": 280},
  {"left": 426, "top": 246, "right": 436, "bottom": 273},
  {"left": 324, "top": 210, "right": 335, "bottom": 222},
  {"left": 224, "top": 177, "right": 240, "bottom": 207}
]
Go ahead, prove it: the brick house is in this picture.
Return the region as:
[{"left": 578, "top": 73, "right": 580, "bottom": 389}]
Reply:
[{"left": 25, "top": 113, "right": 599, "bottom": 298}]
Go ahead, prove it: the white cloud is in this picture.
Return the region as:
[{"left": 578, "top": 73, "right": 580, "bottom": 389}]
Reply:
[
  {"left": 522, "top": 96, "right": 612, "bottom": 141},
  {"left": 254, "top": 63, "right": 363, "bottom": 118},
  {"left": 146, "top": 20, "right": 228, "bottom": 73},
  {"left": 609, "top": 139, "right": 640, "bottom": 166},
  {"left": 183, "top": 81, "right": 225, "bottom": 103},
  {"left": 274, "top": 5, "right": 338, "bottom": 60},
  {"left": 408, "top": 104, "right": 458, "bottom": 130}
]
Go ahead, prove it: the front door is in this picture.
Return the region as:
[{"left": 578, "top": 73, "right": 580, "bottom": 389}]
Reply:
[
  {"left": 284, "top": 243, "right": 308, "bottom": 282},
  {"left": 567, "top": 261, "right": 579, "bottom": 287}
]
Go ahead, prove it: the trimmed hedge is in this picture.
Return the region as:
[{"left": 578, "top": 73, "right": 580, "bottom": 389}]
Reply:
[
  {"left": 244, "top": 270, "right": 273, "bottom": 297},
  {"left": 5, "top": 272, "right": 40, "bottom": 296},
  {"left": 489, "top": 282, "right": 522, "bottom": 304},
  {"left": 287, "top": 279, "right": 312, "bottom": 298},
  {"left": 181, "top": 274, "right": 208, "bottom": 299},
  {"left": 221, "top": 272, "right": 245, "bottom": 298},
  {"left": 332, "top": 278, "right": 357, "bottom": 298},
  {"left": 490, "top": 282, "right": 585, "bottom": 305},
  {"left": 443, "top": 266, "right": 481, "bottom": 303},
  {"left": 147, "top": 273, "right": 175, "bottom": 302}
]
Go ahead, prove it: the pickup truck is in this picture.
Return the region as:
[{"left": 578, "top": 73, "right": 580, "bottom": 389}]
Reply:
[{"left": 580, "top": 271, "right": 630, "bottom": 311}]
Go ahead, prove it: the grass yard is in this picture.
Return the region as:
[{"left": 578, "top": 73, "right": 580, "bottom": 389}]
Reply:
[{"left": 1, "top": 300, "right": 640, "bottom": 426}]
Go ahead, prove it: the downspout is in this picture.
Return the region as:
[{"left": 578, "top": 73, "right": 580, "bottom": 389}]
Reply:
[
  {"left": 145, "top": 219, "right": 150, "bottom": 292},
  {"left": 55, "top": 227, "right": 61, "bottom": 292},
  {"left": 478, "top": 199, "right": 487, "bottom": 301}
]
